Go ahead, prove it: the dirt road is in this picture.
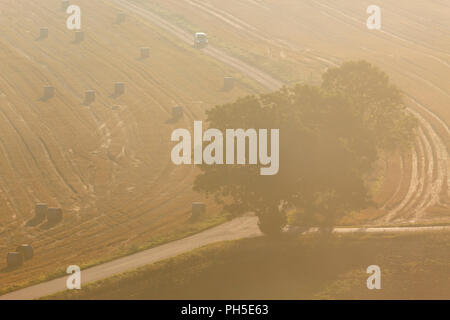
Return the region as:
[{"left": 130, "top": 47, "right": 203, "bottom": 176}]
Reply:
[
  {"left": 111, "top": 0, "right": 283, "bottom": 91},
  {"left": 0, "top": 215, "right": 261, "bottom": 300},
  {"left": 2, "top": 214, "right": 450, "bottom": 300}
]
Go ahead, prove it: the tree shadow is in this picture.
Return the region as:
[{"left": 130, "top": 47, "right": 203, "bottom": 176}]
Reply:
[
  {"left": 26, "top": 216, "right": 45, "bottom": 227},
  {"left": 72, "top": 38, "right": 83, "bottom": 45},
  {"left": 35, "top": 35, "right": 48, "bottom": 41},
  {"left": 0, "top": 266, "right": 20, "bottom": 273},
  {"left": 83, "top": 97, "right": 95, "bottom": 106},
  {"left": 109, "top": 92, "right": 123, "bottom": 99},
  {"left": 220, "top": 86, "right": 233, "bottom": 92},
  {"left": 38, "top": 95, "right": 53, "bottom": 102}
]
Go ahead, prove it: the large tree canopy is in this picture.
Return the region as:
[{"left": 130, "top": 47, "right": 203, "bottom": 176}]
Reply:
[{"left": 194, "top": 61, "right": 418, "bottom": 236}]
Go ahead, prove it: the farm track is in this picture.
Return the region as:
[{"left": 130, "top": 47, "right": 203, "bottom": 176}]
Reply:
[
  {"left": 381, "top": 153, "right": 408, "bottom": 211},
  {"left": 2, "top": 215, "right": 450, "bottom": 300},
  {"left": 112, "top": 0, "right": 283, "bottom": 90}
]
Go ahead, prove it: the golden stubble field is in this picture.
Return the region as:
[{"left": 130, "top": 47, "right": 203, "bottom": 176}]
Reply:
[
  {"left": 0, "top": 0, "right": 261, "bottom": 289},
  {"left": 0, "top": 0, "right": 449, "bottom": 291},
  {"left": 142, "top": 0, "right": 450, "bottom": 223}
]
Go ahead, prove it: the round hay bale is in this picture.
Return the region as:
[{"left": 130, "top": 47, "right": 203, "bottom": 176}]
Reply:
[
  {"left": 114, "top": 82, "right": 125, "bottom": 96},
  {"left": 85, "top": 90, "right": 95, "bottom": 104},
  {"left": 191, "top": 202, "right": 206, "bottom": 220},
  {"left": 223, "top": 77, "right": 235, "bottom": 91},
  {"left": 7, "top": 252, "right": 24, "bottom": 268},
  {"left": 116, "top": 12, "right": 126, "bottom": 24},
  {"left": 16, "top": 245, "right": 34, "bottom": 260},
  {"left": 35, "top": 203, "right": 48, "bottom": 220},
  {"left": 140, "top": 47, "right": 150, "bottom": 59},
  {"left": 40, "top": 27, "right": 49, "bottom": 39},
  {"left": 47, "top": 207, "right": 63, "bottom": 223},
  {"left": 43, "top": 85, "right": 54, "bottom": 99},
  {"left": 172, "top": 106, "right": 184, "bottom": 119}
]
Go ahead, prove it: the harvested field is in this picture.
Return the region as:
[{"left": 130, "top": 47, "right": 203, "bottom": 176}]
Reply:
[
  {"left": 0, "top": 0, "right": 449, "bottom": 293},
  {"left": 141, "top": 0, "right": 450, "bottom": 224},
  {"left": 0, "top": 0, "right": 259, "bottom": 289}
]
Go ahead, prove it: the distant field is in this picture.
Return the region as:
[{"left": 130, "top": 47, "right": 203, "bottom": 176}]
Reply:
[{"left": 48, "top": 231, "right": 450, "bottom": 300}]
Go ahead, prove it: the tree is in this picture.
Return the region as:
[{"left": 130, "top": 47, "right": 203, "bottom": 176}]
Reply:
[
  {"left": 194, "top": 61, "right": 418, "bottom": 236},
  {"left": 322, "top": 60, "right": 417, "bottom": 152}
]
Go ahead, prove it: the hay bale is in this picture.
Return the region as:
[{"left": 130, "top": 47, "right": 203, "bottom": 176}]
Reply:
[
  {"left": 16, "top": 245, "right": 34, "bottom": 260},
  {"left": 43, "top": 85, "right": 54, "bottom": 99},
  {"left": 7, "top": 252, "right": 24, "bottom": 268},
  {"left": 40, "top": 27, "right": 49, "bottom": 39},
  {"left": 172, "top": 106, "right": 184, "bottom": 119},
  {"left": 140, "top": 47, "right": 150, "bottom": 59},
  {"left": 62, "top": 0, "right": 70, "bottom": 11},
  {"left": 191, "top": 202, "right": 206, "bottom": 220},
  {"left": 114, "top": 82, "right": 125, "bottom": 96},
  {"left": 75, "top": 31, "right": 84, "bottom": 43},
  {"left": 223, "top": 77, "right": 235, "bottom": 91},
  {"left": 47, "top": 207, "right": 63, "bottom": 223},
  {"left": 116, "top": 12, "right": 126, "bottom": 24},
  {"left": 35, "top": 203, "right": 48, "bottom": 220},
  {"left": 84, "top": 90, "right": 95, "bottom": 104}
]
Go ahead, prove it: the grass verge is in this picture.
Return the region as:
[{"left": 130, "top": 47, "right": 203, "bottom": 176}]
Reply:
[
  {"left": 47, "top": 231, "right": 450, "bottom": 300},
  {"left": 0, "top": 214, "right": 228, "bottom": 296}
]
